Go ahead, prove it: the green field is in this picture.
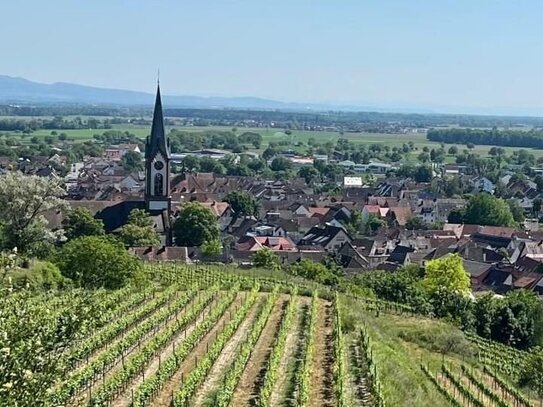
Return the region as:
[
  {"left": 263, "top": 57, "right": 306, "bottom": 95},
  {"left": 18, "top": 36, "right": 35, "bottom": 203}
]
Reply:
[{"left": 4, "top": 124, "right": 543, "bottom": 160}]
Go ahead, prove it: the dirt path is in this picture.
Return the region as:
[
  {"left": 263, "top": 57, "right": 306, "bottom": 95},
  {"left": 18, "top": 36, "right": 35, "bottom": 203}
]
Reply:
[
  {"left": 110, "top": 292, "right": 224, "bottom": 407},
  {"left": 269, "top": 297, "right": 306, "bottom": 407},
  {"left": 309, "top": 300, "right": 335, "bottom": 407},
  {"left": 191, "top": 295, "right": 269, "bottom": 406},
  {"left": 151, "top": 293, "right": 265, "bottom": 407},
  {"left": 71, "top": 292, "right": 202, "bottom": 407},
  {"left": 230, "top": 295, "right": 289, "bottom": 407}
]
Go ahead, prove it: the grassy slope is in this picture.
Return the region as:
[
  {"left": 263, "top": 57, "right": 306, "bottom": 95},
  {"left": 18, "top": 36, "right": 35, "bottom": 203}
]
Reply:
[{"left": 339, "top": 295, "right": 481, "bottom": 407}]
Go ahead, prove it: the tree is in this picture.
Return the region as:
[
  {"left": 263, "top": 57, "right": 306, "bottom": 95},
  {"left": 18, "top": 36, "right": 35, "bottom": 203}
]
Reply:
[
  {"left": 55, "top": 235, "right": 142, "bottom": 289},
  {"left": 201, "top": 239, "right": 222, "bottom": 257},
  {"left": 62, "top": 208, "right": 105, "bottom": 240},
  {"left": 224, "top": 191, "right": 258, "bottom": 216},
  {"left": 448, "top": 146, "right": 458, "bottom": 155},
  {"left": 405, "top": 216, "right": 428, "bottom": 230},
  {"left": 0, "top": 172, "right": 67, "bottom": 255},
  {"left": 414, "top": 165, "right": 433, "bottom": 182},
  {"left": 423, "top": 254, "right": 471, "bottom": 295},
  {"left": 270, "top": 157, "right": 291, "bottom": 171},
  {"left": 362, "top": 215, "right": 385, "bottom": 235},
  {"left": 298, "top": 166, "right": 320, "bottom": 184},
  {"left": 118, "top": 209, "right": 160, "bottom": 247},
  {"left": 507, "top": 200, "right": 525, "bottom": 224},
  {"left": 447, "top": 208, "right": 465, "bottom": 224},
  {"left": 121, "top": 150, "right": 143, "bottom": 172},
  {"left": 463, "top": 193, "right": 516, "bottom": 226},
  {"left": 289, "top": 259, "right": 338, "bottom": 285},
  {"left": 182, "top": 155, "right": 200, "bottom": 172},
  {"left": 173, "top": 202, "right": 219, "bottom": 247},
  {"left": 520, "top": 353, "right": 543, "bottom": 398},
  {"left": 252, "top": 247, "right": 280, "bottom": 270},
  {"left": 262, "top": 146, "right": 276, "bottom": 161}
]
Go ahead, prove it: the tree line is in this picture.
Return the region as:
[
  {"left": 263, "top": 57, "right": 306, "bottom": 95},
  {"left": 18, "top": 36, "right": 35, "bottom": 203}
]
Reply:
[{"left": 427, "top": 127, "right": 543, "bottom": 149}]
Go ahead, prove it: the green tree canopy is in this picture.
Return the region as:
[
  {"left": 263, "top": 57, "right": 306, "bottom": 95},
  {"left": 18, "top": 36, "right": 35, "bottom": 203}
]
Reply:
[
  {"left": 121, "top": 150, "right": 143, "bottom": 172},
  {"left": 423, "top": 254, "right": 471, "bottom": 295},
  {"left": 0, "top": 172, "right": 68, "bottom": 256},
  {"left": 62, "top": 207, "right": 105, "bottom": 240},
  {"left": 224, "top": 191, "right": 258, "bottom": 216},
  {"left": 55, "top": 235, "right": 142, "bottom": 289},
  {"left": 298, "top": 165, "right": 320, "bottom": 184},
  {"left": 201, "top": 239, "right": 222, "bottom": 257},
  {"left": 118, "top": 209, "right": 160, "bottom": 247},
  {"left": 463, "top": 193, "right": 516, "bottom": 227},
  {"left": 252, "top": 247, "right": 280, "bottom": 270},
  {"left": 173, "top": 202, "right": 219, "bottom": 246}
]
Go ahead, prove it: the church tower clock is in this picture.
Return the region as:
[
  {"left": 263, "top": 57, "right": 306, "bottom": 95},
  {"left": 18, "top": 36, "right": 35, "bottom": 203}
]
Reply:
[{"left": 145, "top": 84, "right": 171, "bottom": 213}]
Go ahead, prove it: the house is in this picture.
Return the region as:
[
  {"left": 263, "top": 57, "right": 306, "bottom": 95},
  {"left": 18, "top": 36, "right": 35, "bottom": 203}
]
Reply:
[
  {"left": 463, "top": 259, "right": 492, "bottom": 289},
  {"left": 235, "top": 235, "right": 297, "bottom": 251},
  {"left": 387, "top": 207, "right": 413, "bottom": 227},
  {"left": 361, "top": 205, "right": 389, "bottom": 219},
  {"left": 472, "top": 177, "right": 495, "bottom": 194},
  {"left": 338, "top": 242, "right": 369, "bottom": 272},
  {"left": 130, "top": 246, "right": 190, "bottom": 262},
  {"left": 298, "top": 224, "right": 352, "bottom": 251}
]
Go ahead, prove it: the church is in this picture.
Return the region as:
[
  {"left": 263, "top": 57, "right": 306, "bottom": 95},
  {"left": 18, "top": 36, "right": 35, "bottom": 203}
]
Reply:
[{"left": 145, "top": 83, "right": 171, "bottom": 214}]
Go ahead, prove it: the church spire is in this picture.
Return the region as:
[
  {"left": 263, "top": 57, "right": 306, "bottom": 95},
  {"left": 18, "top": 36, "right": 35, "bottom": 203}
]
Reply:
[{"left": 146, "top": 84, "right": 170, "bottom": 159}]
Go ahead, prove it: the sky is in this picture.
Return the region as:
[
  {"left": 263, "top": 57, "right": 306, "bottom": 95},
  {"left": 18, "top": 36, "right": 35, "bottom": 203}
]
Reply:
[{"left": 2, "top": 0, "right": 543, "bottom": 114}]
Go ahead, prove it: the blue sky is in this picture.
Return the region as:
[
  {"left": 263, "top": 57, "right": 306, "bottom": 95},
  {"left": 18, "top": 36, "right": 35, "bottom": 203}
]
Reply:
[{"left": 2, "top": 0, "right": 543, "bottom": 114}]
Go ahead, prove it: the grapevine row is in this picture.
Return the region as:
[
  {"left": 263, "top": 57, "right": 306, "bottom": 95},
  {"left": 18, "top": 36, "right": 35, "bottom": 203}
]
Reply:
[
  {"left": 88, "top": 288, "right": 217, "bottom": 406},
  {"left": 483, "top": 366, "right": 534, "bottom": 407},
  {"left": 441, "top": 364, "right": 484, "bottom": 407},
  {"left": 333, "top": 293, "right": 346, "bottom": 407},
  {"left": 297, "top": 290, "right": 318, "bottom": 406},
  {"left": 420, "top": 364, "right": 463, "bottom": 407},
  {"left": 51, "top": 288, "right": 198, "bottom": 405},
  {"left": 132, "top": 284, "right": 241, "bottom": 406},
  {"left": 214, "top": 286, "right": 280, "bottom": 406},
  {"left": 359, "top": 327, "right": 386, "bottom": 407},
  {"left": 66, "top": 284, "right": 167, "bottom": 369},
  {"left": 171, "top": 284, "right": 261, "bottom": 407},
  {"left": 257, "top": 288, "right": 297, "bottom": 407},
  {"left": 460, "top": 365, "right": 509, "bottom": 407}
]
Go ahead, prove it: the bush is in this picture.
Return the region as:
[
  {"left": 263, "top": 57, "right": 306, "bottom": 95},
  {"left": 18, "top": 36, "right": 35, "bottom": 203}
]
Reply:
[
  {"left": 4, "top": 261, "right": 70, "bottom": 290},
  {"left": 55, "top": 236, "right": 142, "bottom": 289}
]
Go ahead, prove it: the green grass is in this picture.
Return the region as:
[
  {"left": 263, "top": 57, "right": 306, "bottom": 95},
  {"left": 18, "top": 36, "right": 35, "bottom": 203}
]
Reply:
[{"left": 339, "top": 295, "right": 481, "bottom": 407}]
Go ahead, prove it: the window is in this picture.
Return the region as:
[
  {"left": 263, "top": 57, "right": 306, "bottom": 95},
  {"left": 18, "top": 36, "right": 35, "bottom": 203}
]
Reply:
[{"left": 154, "top": 173, "right": 163, "bottom": 195}]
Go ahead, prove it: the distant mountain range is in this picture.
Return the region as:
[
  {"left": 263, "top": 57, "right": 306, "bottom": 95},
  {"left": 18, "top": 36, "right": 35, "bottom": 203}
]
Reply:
[
  {"left": 0, "top": 75, "right": 324, "bottom": 110},
  {"left": 2, "top": 75, "right": 542, "bottom": 117},
  {"left": 0, "top": 75, "right": 434, "bottom": 113}
]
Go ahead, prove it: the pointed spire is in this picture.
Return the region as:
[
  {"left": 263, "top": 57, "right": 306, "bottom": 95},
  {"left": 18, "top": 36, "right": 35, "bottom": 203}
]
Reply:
[{"left": 146, "top": 83, "right": 170, "bottom": 158}]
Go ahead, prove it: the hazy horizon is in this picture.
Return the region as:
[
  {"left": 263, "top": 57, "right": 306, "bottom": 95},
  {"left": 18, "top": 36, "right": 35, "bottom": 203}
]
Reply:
[{"left": 3, "top": 1, "right": 543, "bottom": 115}]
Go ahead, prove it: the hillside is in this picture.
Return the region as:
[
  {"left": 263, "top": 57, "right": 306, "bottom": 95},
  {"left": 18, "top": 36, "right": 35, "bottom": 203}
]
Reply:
[{"left": 1, "top": 264, "right": 541, "bottom": 407}]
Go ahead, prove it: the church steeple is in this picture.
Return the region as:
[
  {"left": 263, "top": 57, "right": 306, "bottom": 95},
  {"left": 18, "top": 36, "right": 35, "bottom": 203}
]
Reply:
[
  {"left": 146, "top": 84, "right": 170, "bottom": 161},
  {"left": 145, "top": 83, "right": 171, "bottom": 214}
]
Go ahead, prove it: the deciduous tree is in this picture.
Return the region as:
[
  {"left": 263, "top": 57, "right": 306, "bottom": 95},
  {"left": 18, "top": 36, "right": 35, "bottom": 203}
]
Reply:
[{"left": 173, "top": 202, "right": 219, "bottom": 247}]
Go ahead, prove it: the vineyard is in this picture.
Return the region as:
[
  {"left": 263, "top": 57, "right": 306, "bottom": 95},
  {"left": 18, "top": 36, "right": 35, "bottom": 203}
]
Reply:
[{"left": 1, "top": 264, "right": 541, "bottom": 407}]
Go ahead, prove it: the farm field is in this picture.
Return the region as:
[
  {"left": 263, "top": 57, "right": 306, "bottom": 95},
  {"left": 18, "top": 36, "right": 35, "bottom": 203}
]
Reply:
[
  {"left": 2, "top": 264, "right": 541, "bottom": 407},
  {"left": 4, "top": 124, "right": 543, "bottom": 160}
]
